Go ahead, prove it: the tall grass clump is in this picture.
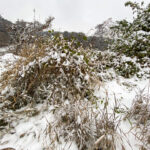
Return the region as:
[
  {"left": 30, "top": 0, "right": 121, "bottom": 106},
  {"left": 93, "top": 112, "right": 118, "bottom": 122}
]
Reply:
[
  {"left": 46, "top": 93, "right": 127, "bottom": 150},
  {"left": 126, "top": 87, "right": 150, "bottom": 150}
]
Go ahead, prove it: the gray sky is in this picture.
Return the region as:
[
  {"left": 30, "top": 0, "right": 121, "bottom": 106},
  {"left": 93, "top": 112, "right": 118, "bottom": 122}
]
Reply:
[{"left": 0, "top": 0, "right": 149, "bottom": 33}]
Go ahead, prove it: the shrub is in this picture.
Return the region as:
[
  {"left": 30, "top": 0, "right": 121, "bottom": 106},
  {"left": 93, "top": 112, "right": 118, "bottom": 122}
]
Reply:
[
  {"left": 110, "top": 1, "right": 150, "bottom": 60},
  {"left": 96, "top": 50, "right": 141, "bottom": 79},
  {"left": 0, "top": 32, "right": 99, "bottom": 110}
]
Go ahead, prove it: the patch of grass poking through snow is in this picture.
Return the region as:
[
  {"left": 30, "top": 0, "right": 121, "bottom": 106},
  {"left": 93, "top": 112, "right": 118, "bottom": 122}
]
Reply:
[
  {"left": 126, "top": 88, "right": 150, "bottom": 150},
  {"left": 47, "top": 97, "right": 127, "bottom": 150}
]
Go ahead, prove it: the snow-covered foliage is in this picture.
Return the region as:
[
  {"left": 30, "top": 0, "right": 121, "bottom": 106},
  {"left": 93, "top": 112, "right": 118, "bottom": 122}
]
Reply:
[
  {"left": 0, "top": 32, "right": 100, "bottom": 110},
  {"left": 0, "top": 2, "right": 150, "bottom": 150},
  {"left": 95, "top": 50, "right": 149, "bottom": 79},
  {"left": 0, "top": 33, "right": 127, "bottom": 150},
  {"left": 49, "top": 100, "right": 97, "bottom": 150},
  {"left": 110, "top": 1, "right": 150, "bottom": 60},
  {"left": 48, "top": 98, "right": 126, "bottom": 150}
]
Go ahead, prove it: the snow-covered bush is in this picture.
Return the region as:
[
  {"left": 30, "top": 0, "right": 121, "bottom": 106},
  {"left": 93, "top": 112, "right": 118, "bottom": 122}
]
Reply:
[
  {"left": 93, "top": 2, "right": 150, "bottom": 79},
  {"left": 0, "top": 32, "right": 99, "bottom": 110},
  {"left": 110, "top": 1, "right": 150, "bottom": 61},
  {"left": 95, "top": 50, "right": 142, "bottom": 78}
]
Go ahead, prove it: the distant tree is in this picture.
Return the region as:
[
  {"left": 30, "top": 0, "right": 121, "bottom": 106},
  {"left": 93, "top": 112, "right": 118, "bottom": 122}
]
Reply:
[
  {"left": 0, "top": 15, "right": 13, "bottom": 46},
  {"left": 92, "top": 18, "right": 114, "bottom": 50},
  {"left": 15, "top": 19, "right": 27, "bottom": 28},
  {"left": 11, "top": 16, "right": 54, "bottom": 54},
  {"left": 56, "top": 31, "right": 108, "bottom": 50},
  {"left": 94, "top": 18, "right": 113, "bottom": 39}
]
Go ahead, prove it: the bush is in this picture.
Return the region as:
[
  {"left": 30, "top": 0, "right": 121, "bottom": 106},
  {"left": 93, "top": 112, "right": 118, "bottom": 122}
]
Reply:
[
  {"left": 0, "top": 31, "right": 99, "bottom": 110},
  {"left": 96, "top": 51, "right": 141, "bottom": 78},
  {"left": 110, "top": 1, "right": 150, "bottom": 60}
]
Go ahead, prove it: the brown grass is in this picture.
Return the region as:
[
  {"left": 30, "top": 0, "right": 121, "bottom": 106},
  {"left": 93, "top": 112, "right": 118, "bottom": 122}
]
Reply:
[{"left": 126, "top": 86, "right": 150, "bottom": 150}]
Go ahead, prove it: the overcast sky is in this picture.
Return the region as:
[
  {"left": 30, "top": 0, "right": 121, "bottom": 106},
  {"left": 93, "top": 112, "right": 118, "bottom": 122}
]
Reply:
[{"left": 0, "top": 0, "right": 149, "bottom": 33}]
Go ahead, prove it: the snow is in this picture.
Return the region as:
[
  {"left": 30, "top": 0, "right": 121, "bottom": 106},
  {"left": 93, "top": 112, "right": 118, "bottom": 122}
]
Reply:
[
  {"left": 0, "top": 103, "right": 51, "bottom": 150},
  {"left": 84, "top": 74, "right": 89, "bottom": 80},
  {"left": 94, "top": 76, "right": 150, "bottom": 150},
  {"left": 0, "top": 49, "right": 149, "bottom": 150},
  {"left": 0, "top": 47, "right": 9, "bottom": 53},
  {"left": 0, "top": 53, "right": 20, "bottom": 75},
  {"left": 0, "top": 103, "right": 78, "bottom": 150},
  {"left": 97, "top": 77, "right": 150, "bottom": 108}
]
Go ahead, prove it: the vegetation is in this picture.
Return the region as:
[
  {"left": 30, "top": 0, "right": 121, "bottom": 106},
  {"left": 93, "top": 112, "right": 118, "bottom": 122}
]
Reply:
[
  {"left": 110, "top": 1, "right": 150, "bottom": 60},
  {"left": 0, "top": 17, "right": 124, "bottom": 150},
  {"left": 0, "top": 1, "right": 150, "bottom": 150},
  {"left": 0, "top": 30, "right": 99, "bottom": 110},
  {"left": 126, "top": 89, "right": 150, "bottom": 150}
]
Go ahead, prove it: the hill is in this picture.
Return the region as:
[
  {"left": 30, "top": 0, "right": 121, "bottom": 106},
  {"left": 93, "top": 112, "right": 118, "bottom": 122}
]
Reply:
[{"left": 0, "top": 15, "right": 13, "bottom": 47}]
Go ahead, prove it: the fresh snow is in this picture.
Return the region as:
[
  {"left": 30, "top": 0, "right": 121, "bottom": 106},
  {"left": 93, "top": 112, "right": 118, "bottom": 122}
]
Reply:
[
  {"left": 0, "top": 53, "right": 20, "bottom": 75},
  {"left": 0, "top": 50, "right": 149, "bottom": 150}
]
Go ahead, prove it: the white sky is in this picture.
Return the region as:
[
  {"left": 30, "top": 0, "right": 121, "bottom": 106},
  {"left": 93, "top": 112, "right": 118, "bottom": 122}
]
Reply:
[{"left": 0, "top": 0, "right": 149, "bottom": 33}]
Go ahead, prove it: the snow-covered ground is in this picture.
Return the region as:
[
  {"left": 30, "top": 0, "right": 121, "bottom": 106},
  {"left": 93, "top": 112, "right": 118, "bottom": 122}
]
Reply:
[
  {"left": 0, "top": 53, "right": 19, "bottom": 75},
  {"left": 0, "top": 50, "right": 149, "bottom": 150},
  {"left": 0, "top": 47, "right": 11, "bottom": 56},
  {"left": 95, "top": 77, "right": 150, "bottom": 150}
]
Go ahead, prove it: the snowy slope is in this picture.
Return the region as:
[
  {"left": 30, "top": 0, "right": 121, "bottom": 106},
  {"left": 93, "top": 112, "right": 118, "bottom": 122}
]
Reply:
[{"left": 0, "top": 51, "right": 149, "bottom": 150}]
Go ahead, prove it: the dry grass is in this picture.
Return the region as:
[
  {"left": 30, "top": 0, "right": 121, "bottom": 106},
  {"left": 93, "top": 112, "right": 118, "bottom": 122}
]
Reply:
[
  {"left": 126, "top": 86, "right": 150, "bottom": 150},
  {"left": 46, "top": 92, "right": 128, "bottom": 150}
]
